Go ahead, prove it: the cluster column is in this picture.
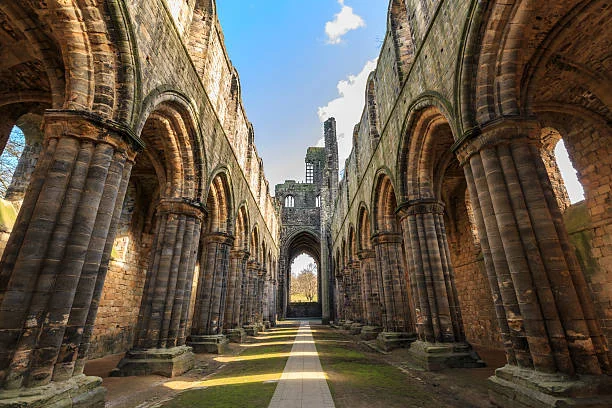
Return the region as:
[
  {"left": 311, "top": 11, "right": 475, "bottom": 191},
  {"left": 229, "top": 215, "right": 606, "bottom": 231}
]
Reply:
[
  {"left": 242, "top": 260, "right": 259, "bottom": 335},
  {"left": 0, "top": 110, "right": 139, "bottom": 406},
  {"left": 113, "top": 199, "right": 204, "bottom": 377},
  {"left": 457, "top": 120, "right": 611, "bottom": 407},
  {"left": 256, "top": 267, "right": 267, "bottom": 328},
  {"left": 398, "top": 199, "right": 483, "bottom": 369},
  {"left": 357, "top": 249, "right": 383, "bottom": 339},
  {"left": 189, "top": 233, "right": 234, "bottom": 354},
  {"left": 224, "top": 249, "right": 249, "bottom": 343},
  {"left": 372, "top": 232, "right": 415, "bottom": 350}
]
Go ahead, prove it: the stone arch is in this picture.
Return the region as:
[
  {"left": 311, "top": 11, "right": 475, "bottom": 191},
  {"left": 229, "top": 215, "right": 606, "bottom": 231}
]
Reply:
[
  {"left": 388, "top": 0, "right": 415, "bottom": 84},
  {"left": 234, "top": 204, "right": 249, "bottom": 251},
  {"left": 461, "top": 0, "right": 610, "bottom": 128},
  {"left": 372, "top": 171, "right": 400, "bottom": 234},
  {"left": 206, "top": 170, "right": 234, "bottom": 234},
  {"left": 366, "top": 73, "right": 380, "bottom": 143},
  {"left": 0, "top": 0, "right": 136, "bottom": 120},
  {"left": 250, "top": 224, "right": 260, "bottom": 263},
  {"left": 186, "top": 0, "right": 217, "bottom": 78},
  {"left": 357, "top": 203, "right": 373, "bottom": 251}
]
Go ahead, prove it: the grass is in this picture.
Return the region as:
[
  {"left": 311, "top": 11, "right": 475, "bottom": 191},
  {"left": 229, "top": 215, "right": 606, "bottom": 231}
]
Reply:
[
  {"left": 162, "top": 324, "right": 298, "bottom": 408},
  {"left": 313, "top": 326, "right": 437, "bottom": 408}
]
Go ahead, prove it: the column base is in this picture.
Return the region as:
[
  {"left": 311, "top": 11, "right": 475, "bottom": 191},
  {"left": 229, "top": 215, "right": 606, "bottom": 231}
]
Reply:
[
  {"left": 360, "top": 326, "right": 383, "bottom": 340},
  {"left": 243, "top": 325, "right": 259, "bottom": 337},
  {"left": 256, "top": 322, "right": 266, "bottom": 333},
  {"left": 342, "top": 320, "right": 354, "bottom": 330},
  {"left": 111, "top": 345, "right": 194, "bottom": 377},
  {"left": 489, "top": 365, "right": 612, "bottom": 408},
  {"left": 349, "top": 323, "right": 364, "bottom": 335},
  {"left": 188, "top": 334, "right": 228, "bottom": 354},
  {"left": 225, "top": 328, "right": 247, "bottom": 343},
  {"left": 0, "top": 375, "right": 105, "bottom": 408},
  {"left": 408, "top": 341, "right": 485, "bottom": 371},
  {"left": 376, "top": 331, "right": 417, "bottom": 352}
]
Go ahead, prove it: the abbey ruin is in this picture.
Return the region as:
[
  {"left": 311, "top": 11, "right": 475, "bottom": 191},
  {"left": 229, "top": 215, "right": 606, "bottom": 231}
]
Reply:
[{"left": 0, "top": 0, "right": 610, "bottom": 407}]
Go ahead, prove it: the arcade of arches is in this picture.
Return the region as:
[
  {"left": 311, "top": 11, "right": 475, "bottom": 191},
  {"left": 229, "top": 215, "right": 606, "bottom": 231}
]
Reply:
[{"left": 0, "top": 0, "right": 610, "bottom": 407}]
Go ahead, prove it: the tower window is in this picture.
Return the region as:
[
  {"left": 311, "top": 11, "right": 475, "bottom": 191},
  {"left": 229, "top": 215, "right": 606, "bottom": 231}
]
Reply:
[
  {"left": 306, "top": 162, "right": 314, "bottom": 183},
  {"left": 315, "top": 195, "right": 321, "bottom": 208},
  {"left": 285, "top": 195, "right": 295, "bottom": 208}
]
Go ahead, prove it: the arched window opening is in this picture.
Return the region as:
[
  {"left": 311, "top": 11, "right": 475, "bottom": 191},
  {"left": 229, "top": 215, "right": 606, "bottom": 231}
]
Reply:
[
  {"left": 284, "top": 195, "right": 294, "bottom": 208},
  {"left": 306, "top": 162, "right": 314, "bottom": 183},
  {"left": 0, "top": 126, "right": 25, "bottom": 198},
  {"left": 290, "top": 253, "right": 318, "bottom": 303},
  {"left": 315, "top": 195, "right": 321, "bottom": 208},
  {"left": 554, "top": 139, "right": 584, "bottom": 204}
]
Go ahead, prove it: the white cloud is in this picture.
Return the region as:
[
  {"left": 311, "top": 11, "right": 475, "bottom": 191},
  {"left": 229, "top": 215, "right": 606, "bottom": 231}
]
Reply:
[
  {"left": 317, "top": 58, "right": 378, "bottom": 169},
  {"left": 325, "top": 0, "right": 366, "bottom": 44}
]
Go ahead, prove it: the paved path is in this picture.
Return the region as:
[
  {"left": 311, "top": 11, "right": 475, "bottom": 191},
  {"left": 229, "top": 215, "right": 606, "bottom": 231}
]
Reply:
[{"left": 268, "top": 321, "right": 335, "bottom": 408}]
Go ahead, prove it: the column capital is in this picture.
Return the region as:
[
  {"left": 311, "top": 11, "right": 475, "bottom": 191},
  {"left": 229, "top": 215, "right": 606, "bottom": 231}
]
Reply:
[
  {"left": 357, "top": 249, "right": 376, "bottom": 260},
  {"left": 231, "top": 248, "right": 250, "bottom": 260},
  {"left": 157, "top": 197, "right": 207, "bottom": 220},
  {"left": 452, "top": 117, "right": 541, "bottom": 165},
  {"left": 203, "top": 231, "right": 235, "bottom": 246},
  {"left": 396, "top": 198, "right": 445, "bottom": 219},
  {"left": 248, "top": 259, "right": 260, "bottom": 269},
  {"left": 43, "top": 109, "right": 144, "bottom": 158},
  {"left": 371, "top": 231, "right": 403, "bottom": 245}
]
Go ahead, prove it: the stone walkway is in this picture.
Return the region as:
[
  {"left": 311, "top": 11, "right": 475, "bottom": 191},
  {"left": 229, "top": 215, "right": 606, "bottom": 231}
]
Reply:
[{"left": 268, "top": 321, "right": 335, "bottom": 408}]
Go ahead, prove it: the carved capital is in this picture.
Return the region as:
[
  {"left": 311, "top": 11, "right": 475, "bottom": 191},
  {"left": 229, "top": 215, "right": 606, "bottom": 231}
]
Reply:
[
  {"left": 204, "top": 231, "right": 235, "bottom": 246},
  {"left": 371, "top": 231, "right": 403, "bottom": 245},
  {"left": 157, "top": 197, "right": 206, "bottom": 220},
  {"left": 44, "top": 109, "right": 144, "bottom": 159},
  {"left": 452, "top": 118, "right": 541, "bottom": 166},
  {"left": 357, "top": 249, "right": 376, "bottom": 260},
  {"left": 396, "top": 198, "right": 445, "bottom": 219}
]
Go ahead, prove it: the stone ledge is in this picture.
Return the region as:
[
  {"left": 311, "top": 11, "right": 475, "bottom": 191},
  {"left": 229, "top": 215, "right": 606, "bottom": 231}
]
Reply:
[
  {"left": 407, "top": 340, "right": 486, "bottom": 371},
  {"left": 226, "top": 328, "right": 247, "bottom": 343},
  {"left": 489, "top": 365, "right": 612, "bottom": 408},
  {"left": 360, "top": 326, "right": 382, "bottom": 340},
  {"left": 111, "top": 345, "right": 194, "bottom": 377},
  {"left": 188, "top": 334, "right": 229, "bottom": 354},
  {"left": 376, "top": 331, "right": 417, "bottom": 352},
  {"left": 0, "top": 375, "right": 105, "bottom": 408}
]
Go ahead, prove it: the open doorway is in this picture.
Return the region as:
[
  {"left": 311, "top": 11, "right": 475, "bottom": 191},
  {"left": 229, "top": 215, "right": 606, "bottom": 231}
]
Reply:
[{"left": 290, "top": 253, "right": 318, "bottom": 303}]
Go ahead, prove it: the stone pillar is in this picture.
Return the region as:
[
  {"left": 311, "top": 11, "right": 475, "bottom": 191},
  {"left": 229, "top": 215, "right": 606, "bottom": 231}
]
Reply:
[
  {"left": 456, "top": 120, "right": 612, "bottom": 407},
  {"left": 349, "top": 260, "right": 364, "bottom": 322},
  {"left": 341, "top": 265, "right": 353, "bottom": 322},
  {"left": 398, "top": 199, "right": 484, "bottom": 370},
  {"left": 372, "top": 232, "right": 415, "bottom": 350},
  {"left": 224, "top": 249, "right": 249, "bottom": 343},
  {"left": 243, "top": 260, "right": 259, "bottom": 336},
  {"left": 112, "top": 199, "right": 204, "bottom": 377},
  {"left": 334, "top": 269, "right": 345, "bottom": 322},
  {"left": 269, "top": 279, "right": 277, "bottom": 326},
  {"left": 189, "top": 233, "right": 234, "bottom": 354},
  {"left": 0, "top": 110, "right": 139, "bottom": 406},
  {"left": 256, "top": 267, "right": 267, "bottom": 329},
  {"left": 357, "top": 250, "right": 383, "bottom": 340}
]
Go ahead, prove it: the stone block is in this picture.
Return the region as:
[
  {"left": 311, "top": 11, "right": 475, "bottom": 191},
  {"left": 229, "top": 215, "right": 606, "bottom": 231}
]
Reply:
[
  {"left": 360, "top": 326, "right": 382, "bottom": 340},
  {"left": 188, "top": 335, "right": 229, "bottom": 354},
  {"left": 111, "top": 346, "right": 194, "bottom": 377},
  {"left": 226, "top": 328, "right": 246, "bottom": 343},
  {"left": 0, "top": 375, "right": 105, "bottom": 408},
  {"left": 376, "top": 331, "right": 417, "bottom": 352},
  {"left": 244, "top": 325, "right": 259, "bottom": 337},
  {"left": 488, "top": 365, "right": 612, "bottom": 408},
  {"left": 407, "top": 341, "right": 485, "bottom": 371},
  {"left": 349, "top": 323, "right": 364, "bottom": 335}
]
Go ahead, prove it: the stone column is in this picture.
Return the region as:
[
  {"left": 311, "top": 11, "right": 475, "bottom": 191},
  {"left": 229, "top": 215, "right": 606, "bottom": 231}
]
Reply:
[
  {"left": 456, "top": 120, "right": 611, "bottom": 407},
  {"left": 372, "top": 232, "right": 415, "bottom": 350},
  {"left": 112, "top": 199, "right": 204, "bottom": 377},
  {"left": 341, "top": 265, "right": 353, "bottom": 322},
  {"left": 0, "top": 110, "right": 139, "bottom": 406},
  {"left": 398, "top": 199, "right": 484, "bottom": 370},
  {"left": 243, "top": 260, "right": 259, "bottom": 336},
  {"left": 269, "top": 278, "right": 277, "bottom": 326},
  {"left": 350, "top": 260, "right": 364, "bottom": 322},
  {"left": 357, "top": 250, "right": 383, "bottom": 339},
  {"left": 256, "top": 267, "right": 267, "bottom": 329},
  {"left": 224, "top": 249, "right": 249, "bottom": 343},
  {"left": 189, "top": 232, "right": 234, "bottom": 354},
  {"left": 334, "top": 269, "right": 345, "bottom": 322}
]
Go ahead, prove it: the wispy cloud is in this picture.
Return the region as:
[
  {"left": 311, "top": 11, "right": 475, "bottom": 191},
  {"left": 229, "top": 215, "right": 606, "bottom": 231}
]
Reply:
[
  {"left": 317, "top": 58, "right": 378, "bottom": 168},
  {"left": 325, "top": 0, "right": 366, "bottom": 44}
]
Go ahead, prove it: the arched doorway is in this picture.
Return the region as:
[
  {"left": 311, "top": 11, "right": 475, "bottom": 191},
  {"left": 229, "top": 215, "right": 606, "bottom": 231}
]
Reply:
[{"left": 280, "top": 230, "right": 321, "bottom": 319}]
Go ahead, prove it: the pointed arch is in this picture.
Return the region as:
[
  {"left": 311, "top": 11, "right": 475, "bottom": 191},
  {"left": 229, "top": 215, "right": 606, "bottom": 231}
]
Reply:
[
  {"left": 372, "top": 171, "right": 399, "bottom": 234},
  {"left": 388, "top": 0, "right": 415, "bottom": 84},
  {"left": 206, "top": 171, "right": 234, "bottom": 234}
]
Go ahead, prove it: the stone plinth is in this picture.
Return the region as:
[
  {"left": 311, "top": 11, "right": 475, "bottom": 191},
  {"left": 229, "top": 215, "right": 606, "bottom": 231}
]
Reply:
[
  {"left": 111, "top": 346, "right": 194, "bottom": 377},
  {"left": 489, "top": 365, "right": 612, "bottom": 408},
  {"left": 188, "top": 335, "right": 228, "bottom": 354},
  {"left": 376, "top": 332, "right": 417, "bottom": 352},
  {"left": 226, "top": 328, "right": 246, "bottom": 343},
  {"left": 0, "top": 375, "right": 104, "bottom": 408},
  {"left": 349, "top": 323, "right": 364, "bottom": 335},
  {"left": 408, "top": 341, "right": 485, "bottom": 371},
  {"left": 360, "top": 326, "right": 382, "bottom": 340},
  {"left": 342, "top": 320, "right": 354, "bottom": 330},
  {"left": 244, "top": 325, "right": 259, "bottom": 337}
]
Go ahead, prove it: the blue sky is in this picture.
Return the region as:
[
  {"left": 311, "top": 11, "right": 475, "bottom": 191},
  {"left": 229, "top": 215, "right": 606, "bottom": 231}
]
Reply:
[{"left": 217, "top": 0, "right": 388, "bottom": 190}]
